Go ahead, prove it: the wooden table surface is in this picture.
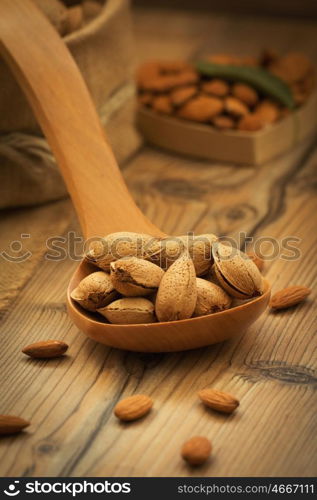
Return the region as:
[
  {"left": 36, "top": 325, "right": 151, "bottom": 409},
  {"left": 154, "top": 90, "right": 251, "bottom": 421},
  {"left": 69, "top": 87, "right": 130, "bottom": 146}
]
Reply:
[{"left": 0, "top": 7, "right": 316, "bottom": 477}]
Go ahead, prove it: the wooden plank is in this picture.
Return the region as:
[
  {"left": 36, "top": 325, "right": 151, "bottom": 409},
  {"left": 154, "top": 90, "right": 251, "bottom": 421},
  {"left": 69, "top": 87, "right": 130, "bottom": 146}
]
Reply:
[
  {"left": 0, "top": 142, "right": 315, "bottom": 477},
  {"left": 0, "top": 199, "right": 74, "bottom": 317}
]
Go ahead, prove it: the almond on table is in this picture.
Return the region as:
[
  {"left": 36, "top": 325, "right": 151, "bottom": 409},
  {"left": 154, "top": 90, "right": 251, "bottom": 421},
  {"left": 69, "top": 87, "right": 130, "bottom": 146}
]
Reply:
[
  {"left": 114, "top": 394, "right": 153, "bottom": 422},
  {"left": 181, "top": 436, "right": 212, "bottom": 466},
  {"left": 22, "top": 340, "right": 68, "bottom": 359},
  {"left": 270, "top": 285, "right": 311, "bottom": 310},
  {"left": 198, "top": 388, "right": 239, "bottom": 413},
  {"left": 0, "top": 415, "right": 30, "bottom": 435}
]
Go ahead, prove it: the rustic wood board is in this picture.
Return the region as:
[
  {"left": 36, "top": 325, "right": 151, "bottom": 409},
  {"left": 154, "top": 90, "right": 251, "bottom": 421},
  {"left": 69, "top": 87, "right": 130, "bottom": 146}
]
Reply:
[{"left": 0, "top": 7, "right": 316, "bottom": 477}]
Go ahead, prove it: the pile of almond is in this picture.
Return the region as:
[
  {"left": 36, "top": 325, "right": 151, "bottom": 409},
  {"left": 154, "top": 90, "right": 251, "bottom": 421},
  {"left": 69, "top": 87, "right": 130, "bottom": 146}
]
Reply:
[
  {"left": 70, "top": 232, "right": 264, "bottom": 324},
  {"left": 137, "top": 50, "right": 316, "bottom": 132},
  {"left": 34, "top": 0, "right": 104, "bottom": 37}
]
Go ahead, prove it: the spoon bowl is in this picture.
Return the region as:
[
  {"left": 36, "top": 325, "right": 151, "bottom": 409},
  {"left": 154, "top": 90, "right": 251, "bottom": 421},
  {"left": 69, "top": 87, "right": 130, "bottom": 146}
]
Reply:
[
  {"left": 0, "top": 0, "right": 271, "bottom": 352},
  {"left": 67, "top": 259, "right": 270, "bottom": 352}
]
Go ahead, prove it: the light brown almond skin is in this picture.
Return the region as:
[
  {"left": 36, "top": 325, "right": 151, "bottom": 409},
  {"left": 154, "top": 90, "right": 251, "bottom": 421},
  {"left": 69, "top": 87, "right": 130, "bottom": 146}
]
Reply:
[
  {"left": 202, "top": 79, "right": 229, "bottom": 97},
  {"left": 194, "top": 278, "right": 232, "bottom": 317},
  {"left": 238, "top": 114, "right": 264, "bottom": 132},
  {"left": 153, "top": 234, "right": 217, "bottom": 275},
  {"left": 225, "top": 96, "right": 249, "bottom": 117},
  {"left": 177, "top": 95, "right": 224, "bottom": 122},
  {"left": 22, "top": 340, "right": 68, "bottom": 359},
  {"left": 140, "top": 71, "right": 198, "bottom": 93},
  {"left": 98, "top": 297, "right": 156, "bottom": 324},
  {"left": 181, "top": 436, "right": 212, "bottom": 466},
  {"left": 170, "top": 86, "right": 197, "bottom": 107},
  {"left": 71, "top": 271, "right": 118, "bottom": 311},
  {"left": 212, "top": 115, "right": 235, "bottom": 130},
  {"left": 269, "top": 52, "right": 312, "bottom": 84},
  {"left": 114, "top": 394, "right": 153, "bottom": 422},
  {"left": 254, "top": 100, "right": 280, "bottom": 124},
  {"left": 247, "top": 251, "right": 265, "bottom": 271},
  {"left": 179, "top": 234, "right": 218, "bottom": 276},
  {"left": 110, "top": 257, "right": 164, "bottom": 297},
  {"left": 0, "top": 415, "right": 30, "bottom": 435},
  {"left": 82, "top": 0, "right": 102, "bottom": 20},
  {"left": 232, "top": 83, "right": 259, "bottom": 107},
  {"left": 198, "top": 388, "right": 239, "bottom": 414},
  {"left": 85, "top": 232, "right": 161, "bottom": 272},
  {"left": 212, "top": 242, "right": 263, "bottom": 299},
  {"left": 64, "top": 5, "right": 83, "bottom": 34},
  {"left": 152, "top": 95, "right": 173, "bottom": 115},
  {"left": 270, "top": 285, "right": 311, "bottom": 310},
  {"left": 155, "top": 252, "right": 197, "bottom": 322}
]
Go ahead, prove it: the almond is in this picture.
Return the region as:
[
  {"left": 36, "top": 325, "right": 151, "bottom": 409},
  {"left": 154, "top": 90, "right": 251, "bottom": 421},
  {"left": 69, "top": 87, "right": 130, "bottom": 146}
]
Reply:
[
  {"left": 212, "top": 115, "right": 235, "bottom": 130},
  {"left": 152, "top": 95, "right": 173, "bottom": 115},
  {"left": 170, "top": 86, "right": 197, "bottom": 107},
  {"left": 85, "top": 232, "right": 161, "bottom": 272},
  {"left": 114, "top": 394, "right": 153, "bottom": 422},
  {"left": 65, "top": 5, "right": 83, "bottom": 34},
  {"left": 254, "top": 99, "right": 280, "bottom": 124},
  {"left": 181, "top": 436, "right": 212, "bottom": 466},
  {"left": 225, "top": 96, "right": 249, "bottom": 117},
  {"left": 98, "top": 297, "right": 156, "bottom": 324},
  {"left": 247, "top": 251, "right": 264, "bottom": 271},
  {"left": 194, "top": 278, "right": 232, "bottom": 317},
  {"left": 238, "top": 113, "right": 264, "bottom": 131},
  {"left": 198, "top": 388, "right": 239, "bottom": 413},
  {"left": 71, "top": 271, "right": 118, "bottom": 311},
  {"left": 82, "top": 0, "right": 102, "bottom": 20},
  {"left": 155, "top": 252, "right": 197, "bottom": 321},
  {"left": 270, "top": 285, "right": 311, "bottom": 310},
  {"left": 22, "top": 340, "right": 68, "bottom": 359},
  {"left": 110, "top": 257, "right": 164, "bottom": 296},
  {"left": 202, "top": 79, "right": 230, "bottom": 97},
  {"left": 0, "top": 415, "right": 30, "bottom": 435},
  {"left": 232, "top": 83, "right": 259, "bottom": 107},
  {"left": 212, "top": 242, "right": 263, "bottom": 299},
  {"left": 177, "top": 95, "right": 224, "bottom": 122}
]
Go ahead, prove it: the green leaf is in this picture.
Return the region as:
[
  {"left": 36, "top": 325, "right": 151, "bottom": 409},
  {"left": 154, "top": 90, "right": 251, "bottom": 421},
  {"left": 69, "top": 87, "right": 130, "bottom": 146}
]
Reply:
[{"left": 196, "top": 61, "right": 295, "bottom": 109}]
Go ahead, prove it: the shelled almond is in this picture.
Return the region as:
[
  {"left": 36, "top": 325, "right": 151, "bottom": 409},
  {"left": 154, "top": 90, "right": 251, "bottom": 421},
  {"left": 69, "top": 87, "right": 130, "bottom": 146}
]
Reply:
[
  {"left": 181, "top": 436, "right": 212, "bottom": 466},
  {"left": 22, "top": 340, "right": 69, "bottom": 359},
  {"left": 270, "top": 285, "right": 311, "bottom": 310},
  {"left": 198, "top": 388, "right": 239, "bottom": 413},
  {"left": 137, "top": 50, "right": 316, "bottom": 132},
  {"left": 0, "top": 415, "right": 30, "bottom": 435},
  {"left": 114, "top": 394, "right": 153, "bottom": 422}
]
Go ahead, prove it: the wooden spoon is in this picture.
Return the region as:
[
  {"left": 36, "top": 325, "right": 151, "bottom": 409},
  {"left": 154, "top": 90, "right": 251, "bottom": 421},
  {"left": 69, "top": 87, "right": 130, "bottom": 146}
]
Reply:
[{"left": 0, "top": 0, "right": 270, "bottom": 352}]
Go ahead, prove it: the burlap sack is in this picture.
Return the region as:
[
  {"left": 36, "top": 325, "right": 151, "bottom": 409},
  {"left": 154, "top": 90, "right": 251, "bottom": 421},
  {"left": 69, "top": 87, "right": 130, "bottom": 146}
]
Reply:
[{"left": 0, "top": 0, "right": 141, "bottom": 209}]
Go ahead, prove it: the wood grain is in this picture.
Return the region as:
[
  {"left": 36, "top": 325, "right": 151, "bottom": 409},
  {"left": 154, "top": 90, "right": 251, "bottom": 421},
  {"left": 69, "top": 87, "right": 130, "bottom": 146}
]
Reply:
[{"left": 0, "top": 6, "right": 316, "bottom": 477}]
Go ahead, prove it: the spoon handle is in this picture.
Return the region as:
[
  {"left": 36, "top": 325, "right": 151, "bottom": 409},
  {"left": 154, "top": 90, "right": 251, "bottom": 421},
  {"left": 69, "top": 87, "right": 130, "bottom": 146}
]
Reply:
[{"left": 0, "top": 0, "right": 161, "bottom": 238}]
